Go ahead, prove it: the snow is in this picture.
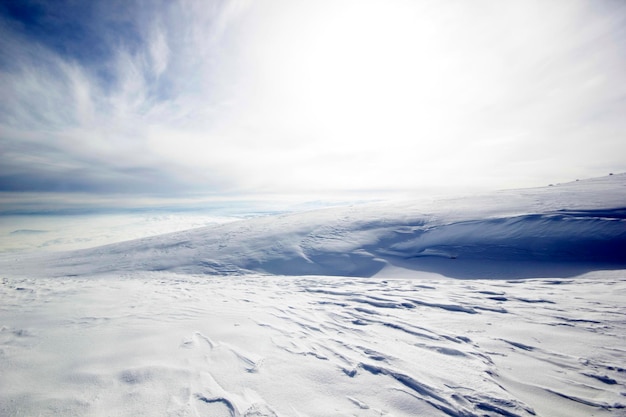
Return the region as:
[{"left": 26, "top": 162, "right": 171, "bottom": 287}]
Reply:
[
  {"left": 0, "top": 212, "right": 243, "bottom": 253},
  {"left": 1, "top": 174, "right": 625, "bottom": 416}
]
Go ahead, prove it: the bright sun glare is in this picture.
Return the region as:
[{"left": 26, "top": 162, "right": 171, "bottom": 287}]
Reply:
[
  {"left": 233, "top": 0, "right": 507, "bottom": 191},
  {"left": 263, "top": 1, "right": 434, "bottom": 146}
]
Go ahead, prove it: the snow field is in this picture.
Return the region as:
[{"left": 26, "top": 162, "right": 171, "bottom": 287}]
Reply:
[
  {"left": 1, "top": 174, "right": 625, "bottom": 416},
  {"left": 1, "top": 272, "right": 624, "bottom": 417}
]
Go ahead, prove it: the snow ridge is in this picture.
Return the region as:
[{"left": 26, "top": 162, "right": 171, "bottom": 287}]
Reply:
[{"left": 6, "top": 174, "right": 625, "bottom": 279}]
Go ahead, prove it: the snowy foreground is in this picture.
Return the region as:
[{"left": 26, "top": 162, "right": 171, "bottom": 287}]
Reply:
[{"left": 1, "top": 175, "right": 626, "bottom": 416}]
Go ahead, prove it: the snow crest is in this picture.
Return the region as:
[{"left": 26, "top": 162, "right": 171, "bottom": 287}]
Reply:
[{"left": 5, "top": 175, "right": 625, "bottom": 279}]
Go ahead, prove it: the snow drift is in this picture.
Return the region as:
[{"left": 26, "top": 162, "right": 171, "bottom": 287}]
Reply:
[{"left": 6, "top": 174, "right": 625, "bottom": 279}]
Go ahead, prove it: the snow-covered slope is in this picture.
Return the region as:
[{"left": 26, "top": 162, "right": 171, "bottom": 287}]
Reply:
[
  {"left": 5, "top": 174, "right": 625, "bottom": 278},
  {"left": 1, "top": 175, "right": 625, "bottom": 417}
]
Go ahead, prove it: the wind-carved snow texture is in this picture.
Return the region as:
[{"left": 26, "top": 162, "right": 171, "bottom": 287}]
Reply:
[
  {"left": 0, "top": 274, "right": 625, "bottom": 416},
  {"left": 0, "top": 174, "right": 626, "bottom": 416}
]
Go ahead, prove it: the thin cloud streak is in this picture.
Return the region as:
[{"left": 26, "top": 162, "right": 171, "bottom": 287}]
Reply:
[{"left": 0, "top": 0, "right": 624, "bottom": 201}]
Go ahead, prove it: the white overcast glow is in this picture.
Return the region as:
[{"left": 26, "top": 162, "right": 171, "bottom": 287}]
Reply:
[{"left": 0, "top": 0, "right": 625, "bottom": 199}]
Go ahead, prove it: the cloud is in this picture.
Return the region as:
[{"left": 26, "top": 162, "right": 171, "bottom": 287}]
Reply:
[
  {"left": 0, "top": 0, "right": 625, "bottom": 200},
  {"left": 0, "top": 0, "right": 241, "bottom": 193}
]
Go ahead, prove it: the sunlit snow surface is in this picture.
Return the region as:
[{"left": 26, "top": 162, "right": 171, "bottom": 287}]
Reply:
[{"left": 1, "top": 175, "right": 625, "bottom": 416}]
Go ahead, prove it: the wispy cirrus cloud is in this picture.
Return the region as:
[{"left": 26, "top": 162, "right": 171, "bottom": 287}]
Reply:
[{"left": 0, "top": 0, "right": 245, "bottom": 194}]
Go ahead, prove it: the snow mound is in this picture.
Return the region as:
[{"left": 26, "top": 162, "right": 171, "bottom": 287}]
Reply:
[{"left": 4, "top": 174, "right": 626, "bottom": 278}]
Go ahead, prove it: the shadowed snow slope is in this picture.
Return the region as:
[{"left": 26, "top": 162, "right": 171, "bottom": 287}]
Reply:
[{"left": 3, "top": 174, "right": 626, "bottom": 278}]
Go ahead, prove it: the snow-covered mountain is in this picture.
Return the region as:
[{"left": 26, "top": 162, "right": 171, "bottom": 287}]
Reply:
[{"left": 6, "top": 173, "right": 625, "bottom": 278}]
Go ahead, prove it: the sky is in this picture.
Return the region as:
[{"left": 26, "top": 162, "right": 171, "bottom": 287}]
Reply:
[{"left": 1, "top": 0, "right": 625, "bottom": 212}]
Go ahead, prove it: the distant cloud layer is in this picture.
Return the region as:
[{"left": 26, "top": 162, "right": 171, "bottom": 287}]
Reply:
[{"left": 1, "top": 0, "right": 625, "bottom": 198}]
